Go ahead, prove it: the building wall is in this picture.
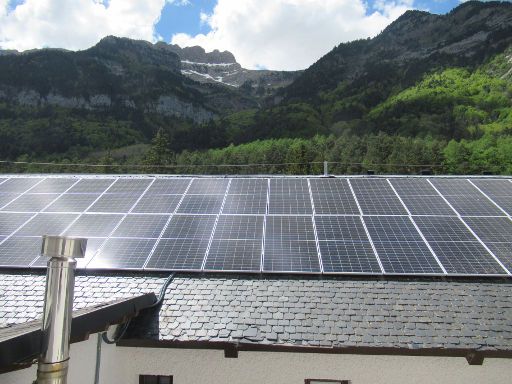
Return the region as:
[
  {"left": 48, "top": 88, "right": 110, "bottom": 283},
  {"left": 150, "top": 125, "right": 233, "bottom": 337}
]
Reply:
[{"left": 3, "top": 335, "right": 512, "bottom": 384}]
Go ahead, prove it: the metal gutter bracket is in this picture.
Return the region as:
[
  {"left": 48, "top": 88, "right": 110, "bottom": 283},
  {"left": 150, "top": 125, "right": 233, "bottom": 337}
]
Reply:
[{"left": 36, "top": 235, "right": 87, "bottom": 384}]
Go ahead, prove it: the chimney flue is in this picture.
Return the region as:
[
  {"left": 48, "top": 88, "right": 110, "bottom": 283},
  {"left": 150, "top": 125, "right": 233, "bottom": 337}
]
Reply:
[{"left": 36, "top": 235, "right": 87, "bottom": 384}]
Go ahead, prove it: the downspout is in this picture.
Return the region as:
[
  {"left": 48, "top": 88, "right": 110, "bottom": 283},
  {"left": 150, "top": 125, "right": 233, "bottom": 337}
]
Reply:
[{"left": 36, "top": 235, "right": 87, "bottom": 384}]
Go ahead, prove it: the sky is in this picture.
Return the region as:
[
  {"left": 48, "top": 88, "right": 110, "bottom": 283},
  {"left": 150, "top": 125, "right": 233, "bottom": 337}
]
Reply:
[{"left": 0, "top": 0, "right": 507, "bottom": 70}]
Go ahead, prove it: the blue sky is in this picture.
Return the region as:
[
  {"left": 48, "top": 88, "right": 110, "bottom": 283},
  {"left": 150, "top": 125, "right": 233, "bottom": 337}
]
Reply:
[{"left": 155, "top": 0, "right": 465, "bottom": 42}]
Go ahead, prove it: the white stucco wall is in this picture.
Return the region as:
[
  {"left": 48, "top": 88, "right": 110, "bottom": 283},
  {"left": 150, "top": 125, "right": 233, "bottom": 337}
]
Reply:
[{"left": 3, "top": 335, "right": 512, "bottom": 384}]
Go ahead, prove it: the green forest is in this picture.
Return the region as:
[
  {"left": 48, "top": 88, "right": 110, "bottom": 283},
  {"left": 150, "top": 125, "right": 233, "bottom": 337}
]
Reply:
[{"left": 3, "top": 45, "right": 511, "bottom": 176}]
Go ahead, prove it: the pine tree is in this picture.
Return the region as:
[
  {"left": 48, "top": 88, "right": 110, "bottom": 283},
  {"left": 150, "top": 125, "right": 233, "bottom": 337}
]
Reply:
[{"left": 143, "top": 129, "right": 173, "bottom": 173}]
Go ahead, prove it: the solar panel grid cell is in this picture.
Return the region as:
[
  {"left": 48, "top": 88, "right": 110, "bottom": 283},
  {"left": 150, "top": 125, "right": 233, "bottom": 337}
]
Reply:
[
  {"left": 146, "top": 238, "right": 209, "bottom": 270},
  {"left": 268, "top": 193, "right": 313, "bottom": 215},
  {"left": 212, "top": 215, "right": 264, "bottom": 240},
  {"left": 162, "top": 215, "right": 217, "bottom": 239},
  {"left": 177, "top": 195, "right": 224, "bottom": 214},
  {"left": 132, "top": 194, "right": 182, "bottom": 214},
  {"left": 0, "top": 212, "right": 33, "bottom": 236},
  {"left": 16, "top": 213, "right": 79, "bottom": 237},
  {"left": 63, "top": 214, "right": 124, "bottom": 237},
  {"left": 111, "top": 215, "right": 170, "bottom": 238},
  {"left": 29, "top": 178, "right": 77, "bottom": 193},
  {"left": 315, "top": 216, "right": 368, "bottom": 241},
  {"left": 187, "top": 179, "right": 229, "bottom": 194},
  {"left": 67, "top": 179, "right": 114, "bottom": 193},
  {"left": 471, "top": 179, "right": 512, "bottom": 196},
  {"left": 0, "top": 194, "right": 19, "bottom": 208},
  {"left": 399, "top": 195, "right": 455, "bottom": 216},
  {"left": 228, "top": 179, "right": 268, "bottom": 194},
  {"left": 205, "top": 239, "right": 262, "bottom": 271},
  {"left": 87, "top": 194, "right": 140, "bottom": 213},
  {"left": 0, "top": 178, "right": 43, "bottom": 193},
  {"left": 105, "top": 179, "right": 152, "bottom": 194},
  {"left": 145, "top": 179, "right": 191, "bottom": 194},
  {"left": 389, "top": 179, "right": 438, "bottom": 196},
  {"left": 222, "top": 194, "right": 267, "bottom": 214},
  {"left": 319, "top": 241, "right": 381, "bottom": 273},
  {"left": 44, "top": 194, "right": 101, "bottom": 213},
  {"left": 0, "top": 236, "right": 42, "bottom": 266},
  {"left": 310, "top": 179, "right": 359, "bottom": 215},
  {"left": 88, "top": 238, "right": 157, "bottom": 269},
  {"left": 1, "top": 194, "right": 61, "bottom": 212}
]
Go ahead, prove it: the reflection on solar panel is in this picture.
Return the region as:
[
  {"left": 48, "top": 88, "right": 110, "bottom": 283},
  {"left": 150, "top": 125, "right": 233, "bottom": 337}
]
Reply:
[{"left": 0, "top": 175, "right": 510, "bottom": 277}]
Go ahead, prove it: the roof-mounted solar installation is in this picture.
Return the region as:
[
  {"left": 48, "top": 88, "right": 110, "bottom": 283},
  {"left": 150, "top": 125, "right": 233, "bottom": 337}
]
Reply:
[{"left": 0, "top": 175, "right": 510, "bottom": 277}]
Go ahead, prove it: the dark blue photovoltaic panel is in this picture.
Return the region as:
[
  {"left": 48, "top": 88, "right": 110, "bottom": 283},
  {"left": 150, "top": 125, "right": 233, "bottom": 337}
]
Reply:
[
  {"left": 132, "top": 195, "right": 182, "bottom": 214},
  {"left": 16, "top": 213, "right": 79, "bottom": 237},
  {"left": 0, "top": 236, "right": 42, "bottom": 267},
  {"left": 1, "top": 194, "right": 60, "bottom": 212},
  {"left": 319, "top": 241, "right": 381, "bottom": 274},
  {"left": 229, "top": 179, "right": 268, "bottom": 194},
  {"left": 162, "top": 215, "right": 216, "bottom": 239},
  {"left": 350, "top": 179, "right": 407, "bottom": 215},
  {"left": 470, "top": 179, "right": 512, "bottom": 216},
  {"left": 263, "top": 216, "right": 319, "bottom": 272},
  {"left": 389, "top": 179, "right": 437, "bottom": 196},
  {"left": 0, "top": 178, "right": 43, "bottom": 193},
  {"left": 310, "top": 179, "right": 359, "bottom": 215},
  {"left": 222, "top": 194, "right": 267, "bottom": 214},
  {"left": 315, "top": 216, "right": 368, "bottom": 241},
  {"left": 187, "top": 179, "right": 229, "bottom": 194},
  {"left": 88, "top": 238, "right": 156, "bottom": 269},
  {"left": 111, "top": 215, "right": 169, "bottom": 238},
  {"left": 29, "top": 178, "right": 77, "bottom": 193},
  {"left": 0, "top": 212, "right": 33, "bottom": 236},
  {"left": 145, "top": 179, "right": 191, "bottom": 194},
  {"left": 177, "top": 195, "right": 224, "bottom": 214},
  {"left": 67, "top": 179, "right": 114, "bottom": 193},
  {"left": 204, "top": 240, "right": 261, "bottom": 271},
  {"left": 363, "top": 216, "right": 443, "bottom": 274},
  {"left": 400, "top": 195, "right": 454, "bottom": 216},
  {"left": 44, "top": 194, "right": 100, "bottom": 213},
  {"left": 146, "top": 238, "right": 209, "bottom": 270}
]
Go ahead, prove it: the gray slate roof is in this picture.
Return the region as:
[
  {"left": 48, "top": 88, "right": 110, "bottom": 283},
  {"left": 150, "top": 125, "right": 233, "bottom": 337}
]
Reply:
[{"left": 1, "top": 272, "right": 512, "bottom": 354}]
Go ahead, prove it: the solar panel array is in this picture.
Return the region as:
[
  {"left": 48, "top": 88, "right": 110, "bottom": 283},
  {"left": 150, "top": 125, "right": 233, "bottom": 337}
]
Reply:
[{"left": 0, "top": 175, "right": 511, "bottom": 276}]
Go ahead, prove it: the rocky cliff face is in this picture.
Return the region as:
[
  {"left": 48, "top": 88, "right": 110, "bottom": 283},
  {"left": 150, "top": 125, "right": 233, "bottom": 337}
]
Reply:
[
  {"left": 156, "top": 43, "right": 301, "bottom": 94},
  {"left": 0, "top": 36, "right": 256, "bottom": 123}
]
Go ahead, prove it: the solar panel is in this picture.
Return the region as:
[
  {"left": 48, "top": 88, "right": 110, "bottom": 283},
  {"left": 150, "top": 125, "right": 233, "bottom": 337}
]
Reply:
[
  {"left": 63, "top": 214, "right": 123, "bottom": 237},
  {"left": 67, "top": 179, "right": 114, "bottom": 193},
  {"left": 0, "top": 193, "right": 19, "bottom": 208},
  {"left": 212, "top": 215, "right": 264, "bottom": 240},
  {"left": 88, "top": 238, "right": 157, "bottom": 269},
  {"left": 106, "top": 179, "right": 152, "bottom": 194},
  {"left": 131, "top": 194, "right": 182, "bottom": 214},
  {"left": 441, "top": 195, "right": 503, "bottom": 216},
  {"left": 229, "top": 178, "right": 268, "bottom": 194},
  {"left": 187, "top": 178, "right": 229, "bottom": 194},
  {"left": 162, "top": 215, "right": 216, "bottom": 239},
  {"left": 0, "top": 175, "right": 510, "bottom": 277},
  {"left": 470, "top": 179, "right": 512, "bottom": 216},
  {"left": 1, "top": 194, "right": 61, "bottom": 212},
  {"left": 204, "top": 240, "right": 261, "bottom": 271},
  {"left": 87, "top": 194, "right": 140, "bottom": 213},
  {"left": 389, "top": 179, "right": 437, "bottom": 196},
  {"left": 363, "top": 216, "right": 442, "bottom": 274},
  {"left": 0, "top": 212, "right": 33, "bottom": 236},
  {"left": 111, "top": 215, "right": 169, "bottom": 238},
  {"left": 399, "top": 195, "right": 454, "bottom": 216},
  {"left": 0, "top": 178, "right": 43, "bottom": 193},
  {"left": 263, "top": 216, "right": 319, "bottom": 272},
  {"left": 222, "top": 194, "right": 267, "bottom": 214},
  {"left": 29, "top": 178, "right": 77, "bottom": 193},
  {"left": 414, "top": 216, "right": 506, "bottom": 274},
  {"left": 268, "top": 193, "right": 313, "bottom": 215},
  {"left": 146, "top": 238, "right": 209, "bottom": 270},
  {"left": 0, "top": 236, "right": 41, "bottom": 266},
  {"left": 44, "top": 194, "right": 100, "bottom": 213},
  {"left": 315, "top": 216, "right": 369, "bottom": 241},
  {"left": 350, "top": 179, "right": 407, "bottom": 215},
  {"left": 177, "top": 195, "right": 224, "bottom": 214},
  {"left": 145, "top": 178, "right": 191, "bottom": 194},
  {"left": 310, "top": 179, "right": 359, "bottom": 215},
  {"left": 319, "top": 241, "right": 381, "bottom": 273},
  {"left": 16, "top": 213, "right": 79, "bottom": 237}
]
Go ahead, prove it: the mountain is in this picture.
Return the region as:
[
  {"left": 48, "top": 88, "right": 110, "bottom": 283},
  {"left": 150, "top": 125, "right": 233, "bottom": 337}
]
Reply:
[
  {"left": 229, "top": 0, "right": 512, "bottom": 140},
  {"left": 0, "top": 36, "right": 258, "bottom": 124},
  {"left": 160, "top": 43, "right": 301, "bottom": 95}
]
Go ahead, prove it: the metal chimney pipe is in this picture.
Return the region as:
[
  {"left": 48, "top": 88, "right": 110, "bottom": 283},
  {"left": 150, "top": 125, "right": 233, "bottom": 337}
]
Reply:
[{"left": 36, "top": 235, "right": 87, "bottom": 384}]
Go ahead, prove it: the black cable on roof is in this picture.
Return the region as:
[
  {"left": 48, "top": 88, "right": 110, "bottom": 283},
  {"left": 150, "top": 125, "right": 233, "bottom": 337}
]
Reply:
[{"left": 101, "top": 272, "right": 177, "bottom": 344}]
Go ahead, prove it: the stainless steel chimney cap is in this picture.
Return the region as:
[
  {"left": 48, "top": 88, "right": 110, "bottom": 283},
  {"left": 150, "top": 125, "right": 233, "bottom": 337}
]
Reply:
[{"left": 41, "top": 235, "right": 87, "bottom": 259}]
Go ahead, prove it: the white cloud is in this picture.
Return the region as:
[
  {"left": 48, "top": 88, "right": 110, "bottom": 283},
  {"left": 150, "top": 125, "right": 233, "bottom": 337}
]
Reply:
[
  {"left": 171, "top": 0, "right": 415, "bottom": 70},
  {"left": 0, "top": 0, "right": 168, "bottom": 51}
]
